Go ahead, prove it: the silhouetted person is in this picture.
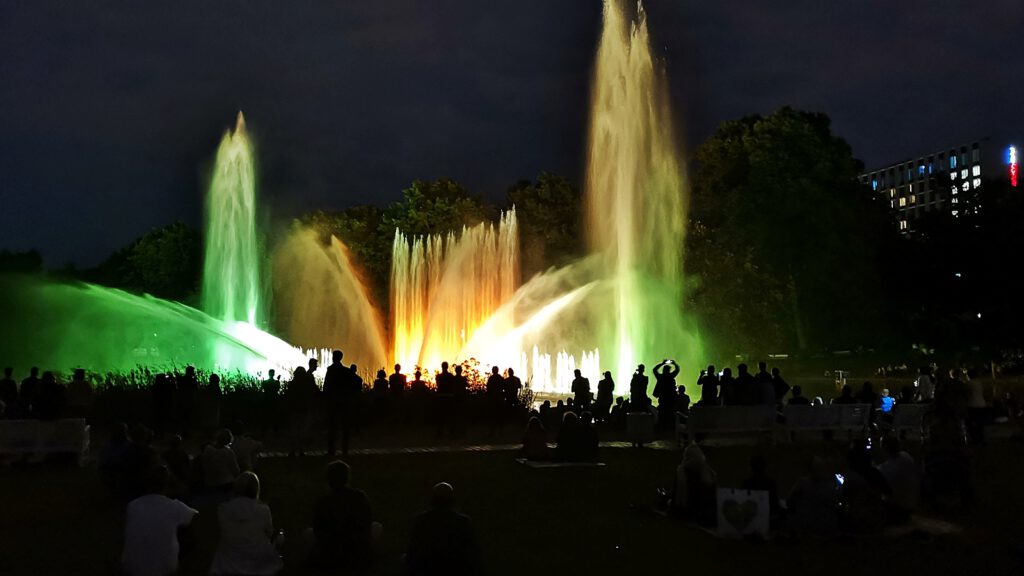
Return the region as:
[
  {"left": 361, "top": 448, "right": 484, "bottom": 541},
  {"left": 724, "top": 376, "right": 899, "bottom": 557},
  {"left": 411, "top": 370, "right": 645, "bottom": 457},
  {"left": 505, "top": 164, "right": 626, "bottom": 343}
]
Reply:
[
  {"left": 571, "top": 369, "right": 592, "bottom": 412},
  {"left": 177, "top": 366, "right": 199, "bottom": 435},
  {"left": 0, "top": 367, "right": 17, "bottom": 416},
  {"left": 503, "top": 367, "right": 522, "bottom": 409},
  {"left": 410, "top": 370, "right": 428, "bottom": 394},
  {"left": 718, "top": 367, "right": 736, "bottom": 405},
  {"left": 389, "top": 363, "right": 407, "bottom": 396},
  {"left": 521, "top": 416, "right": 549, "bottom": 461},
  {"left": 840, "top": 444, "right": 890, "bottom": 533},
  {"left": 629, "top": 364, "right": 649, "bottom": 410},
  {"left": 735, "top": 363, "right": 757, "bottom": 405},
  {"left": 756, "top": 361, "right": 771, "bottom": 386},
  {"left": 771, "top": 367, "right": 790, "bottom": 404},
  {"left": 788, "top": 385, "right": 811, "bottom": 406},
  {"left": 162, "top": 434, "right": 192, "bottom": 492},
  {"left": 261, "top": 369, "right": 282, "bottom": 437},
  {"left": 152, "top": 372, "right": 175, "bottom": 436},
  {"left": 653, "top": 360, "right": 680, "bottom": 431},
  {"left": 309, "top": 460, "right": 375, "bottom": 572},
  {"left": 579, "top": 411, "right": 599, "bottom": 460},
  {"left": 916, "top": 366, "right": 935, "bottom": 403},
  {"left": 407, "top": 482, "right": 481, "bottom": 576},
  {"left": 486, "top": 366, "right": 505, "bottom": 434},
  {"left": 435, "top": 362, "right": 455, "bottom": 436},
  {"left": 35, "top": 371, "right": 66, "bottom": 420},
  {"left": 19, "top": 366, "right": 40, "bottom": 413},
  {"left": 372, "top": 369, "right": 388, "bottom": 421},
  {"left": 595, "top": 371, "right": 614, "bottom": 422},
  {"left": 832, "top": 384, "right": 856, "bottom": 405},
  {"left": 555, "top": 411, "right": 585, "bottom": 462},
  {"left": 286, "top": 366, "right": 316, "bottom": 457},
  {"left": 203, "top": 428, "right": 240, "bottom": 491},
  {"left": 205, "top": 373, "right": 223, "bottom": 429},
  {"left": 325, "top": 350, "right": 358, "bottom": 456},
  {"left": 697, "top": 365, "right": 719, "bottom": 406},
  {"left": 452, "top": 365, "right": 469, "bottom": 434},
  {"left": 856, "top": 381, "right": 878, "bottom": 409}
]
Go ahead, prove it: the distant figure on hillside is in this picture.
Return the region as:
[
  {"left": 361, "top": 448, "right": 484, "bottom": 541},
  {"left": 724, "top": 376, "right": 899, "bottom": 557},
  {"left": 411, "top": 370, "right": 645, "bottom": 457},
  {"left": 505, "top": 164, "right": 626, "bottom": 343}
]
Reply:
[
  {"left": 121, "top": 465, "right": 198, "bottom": 576},
  {"left": 697, "top": 365, "right": 718, "bottom": 406},
  {"left": 653, "top": 360, "right": 680, "bottom": 431},
  {"left": 407, "top": 482, "right": 481, "bottom": 576},
  {"left": 0, "top": 367, "right": 17, "bottom": 416},
  {"left": 19, "top": 366, "right": 40, "bottom": 413},
  {"left": 571, "top": 369, "right": 592, "bottom": 413},
  {"left": 629, "top": 364, "right": 650, "bottom": 410},
  {"left": 832, "top": 384, "right": 856, "bottom": 405},
  {"left": 486, "top": 366, "right": 505, "bottom": 435},
  {"left": 595, "top": 371, "right": 615, "bottom": 422},
  {"left": 209, "top": 471, "right": 282, "bottom": 576},
  {"left": 308, "top": 460, "right": 377, "bottom": 572},
  {"left": 787, "top": 385, "right": 811, "bottom": 406},
  {"left": 771, "top": 367, "right": 790, "bottom": 404},
  {"left": 67, "top": 368, "right": 94, "bottom": 419}
]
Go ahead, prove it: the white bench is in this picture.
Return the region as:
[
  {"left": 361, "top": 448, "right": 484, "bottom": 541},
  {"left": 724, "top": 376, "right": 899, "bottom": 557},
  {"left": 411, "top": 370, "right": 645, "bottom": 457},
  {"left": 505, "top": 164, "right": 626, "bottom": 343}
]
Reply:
[
  {"left": 684, "top": 406, "right": 778, "bottom": 442},
  {"left": 0, "top": 418, "right": 90, "bottom": 465},
  {"left": 782, "top": 404, "right": 870, "bottom": 440}
]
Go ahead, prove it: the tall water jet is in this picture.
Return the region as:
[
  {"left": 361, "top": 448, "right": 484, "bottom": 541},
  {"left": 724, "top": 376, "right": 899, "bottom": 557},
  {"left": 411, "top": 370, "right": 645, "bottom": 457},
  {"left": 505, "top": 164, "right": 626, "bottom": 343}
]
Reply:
[
  {"left": 390, "top": 210, "right": 519, "bottom": 372},
  {"left": 202, "top": 112, "right": 262, "bottom": 326},
  {"left": 585, "top": 0, "right": 698, "bottom": 386}
]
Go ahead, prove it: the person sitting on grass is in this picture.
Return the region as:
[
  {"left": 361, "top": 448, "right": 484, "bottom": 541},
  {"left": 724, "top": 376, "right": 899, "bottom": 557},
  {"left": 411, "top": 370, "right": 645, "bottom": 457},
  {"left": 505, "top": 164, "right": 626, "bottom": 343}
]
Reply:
[
  {"left": 783, "top": 456, "right": 840, "bottom": 538},
  {"left": 877, "top": 436, "right": 921, "bottom": 521},
  {"left": 307, "top": 460, "right": 377, "bottom": 572},
  {"left": 521, "top": 417, "right": 550, "bottom": 461},
  {"left": 203, "top": 428, "right": 240, "bottom": 491},
  {"left": 209, "top": 471, "right": 283, "bottom": 576},
  {"left": 671, "top": 442, "right": 717, "bottom": 525},
  {"left": 161, "top": 435, "right": 192, "bottom": 497},
  {"left": 555, "top": 412, "right": 587, "bottom": 462},
  {"left": 407, "top": 482, "right": 481, "bottom": 576},
  {"left": 121, "top": 465, "right": 198, "bottom": 576},
  {"left": 230, "top": 420, "right": 262, "bottom": 472}
]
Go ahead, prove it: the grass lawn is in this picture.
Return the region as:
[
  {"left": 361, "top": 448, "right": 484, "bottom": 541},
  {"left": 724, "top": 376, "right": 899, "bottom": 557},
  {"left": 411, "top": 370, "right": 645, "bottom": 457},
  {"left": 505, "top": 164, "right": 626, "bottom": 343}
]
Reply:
[{"left": 1, "top": 437, "right": 1023, "bottom": 575}]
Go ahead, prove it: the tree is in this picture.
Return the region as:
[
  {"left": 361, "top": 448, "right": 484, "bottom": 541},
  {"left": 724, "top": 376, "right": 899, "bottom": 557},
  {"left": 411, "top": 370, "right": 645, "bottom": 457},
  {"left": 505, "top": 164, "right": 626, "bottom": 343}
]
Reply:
[
  {"left": 88, "top": 221, "right": 202, "bottom": 302},
  {"left": 688, "top": 107, "right": 891, "bottom": 357},
  {"left": 506, "top": 172, "right": 584, "bottom": 279}
]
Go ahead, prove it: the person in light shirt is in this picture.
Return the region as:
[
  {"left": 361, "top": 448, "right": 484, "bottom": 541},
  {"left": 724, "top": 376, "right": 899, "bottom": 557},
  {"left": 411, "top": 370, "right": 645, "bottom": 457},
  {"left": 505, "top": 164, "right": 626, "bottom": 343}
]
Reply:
[
  {"left": 121, "top": 465, "right": 198, "bottom": 576},
  {"left": 209, "top": 471, "right": 283, "bottom": 576}
]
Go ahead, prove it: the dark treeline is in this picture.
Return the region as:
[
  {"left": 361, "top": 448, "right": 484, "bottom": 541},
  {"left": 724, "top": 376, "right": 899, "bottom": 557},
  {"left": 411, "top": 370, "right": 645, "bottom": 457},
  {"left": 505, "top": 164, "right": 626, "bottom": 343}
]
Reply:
[{"left": 6, "top": 108, "right": 1024, "bottom": 367}]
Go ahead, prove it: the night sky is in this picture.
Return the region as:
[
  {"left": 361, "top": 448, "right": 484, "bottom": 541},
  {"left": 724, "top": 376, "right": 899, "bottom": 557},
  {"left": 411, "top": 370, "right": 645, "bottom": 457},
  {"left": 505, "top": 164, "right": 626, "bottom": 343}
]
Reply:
[{"left": 1, "top": 0, "right": 1021, "bottom": 266}]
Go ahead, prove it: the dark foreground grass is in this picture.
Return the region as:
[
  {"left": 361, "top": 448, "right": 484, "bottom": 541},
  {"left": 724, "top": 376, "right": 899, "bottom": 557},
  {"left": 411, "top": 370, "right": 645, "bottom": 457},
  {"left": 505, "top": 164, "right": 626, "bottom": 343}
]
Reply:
[{"left": 2, "top": 440, "right": 1023, "bottom": 575}]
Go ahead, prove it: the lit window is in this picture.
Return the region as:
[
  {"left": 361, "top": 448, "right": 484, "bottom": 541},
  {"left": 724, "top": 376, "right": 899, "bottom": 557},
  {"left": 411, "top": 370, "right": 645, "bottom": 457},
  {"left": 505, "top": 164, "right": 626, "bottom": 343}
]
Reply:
[
  {"left": 899, "top": 197, "right": 907, "bottom": 207},
  {"left": 910, "top": 195, "right": 916, "bottom": 204},
  {"left": 872, "top": 179, "right": 878, "bottom": 191},
  {"left": 961, "top": 169, "right": 968, "bottom": 179},
  {"left": 890, "top": 200, "right": 895, "bottom": 209},
  {"left": 890, "top": 189, "right": 896, "bottom": 198},
  {"left": 952, "top": 185, "right": 958, "bottom": 195},
  {"left": 952, "top": 197, "right": 959, "bottom": 204},
  {"left": 962, "top": 181, "right": 971, "bottom": 191},
  {"left": 950, "top": 172, "right": 958, "bottom": 181},
  {"left": 972, "top": 165, "right": 981, "bottom": 177},
  {"left": 973, "top": 177, "right": 981, "bottom": 188},
  {"left": 918, "top": 165, "right": 926, "bottom": 176},
  {"left": 909, "top": 184, "right": 914, "bottom": 192},
  {"left": 899, "top": 220, "right": 908, "bottom": 230},
  {"left": 929, "top": 163, "right": 934, "bottom": 174},
  {"left": 950, "top": 156, "right": 957, "bottom": 169}
]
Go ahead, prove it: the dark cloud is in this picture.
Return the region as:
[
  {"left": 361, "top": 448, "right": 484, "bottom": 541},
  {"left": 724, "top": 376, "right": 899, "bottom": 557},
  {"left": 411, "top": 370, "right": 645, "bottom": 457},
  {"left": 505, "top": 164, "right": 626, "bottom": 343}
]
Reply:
[{"left": 1, "top": 0, "right": 1021, "bottom": 265}]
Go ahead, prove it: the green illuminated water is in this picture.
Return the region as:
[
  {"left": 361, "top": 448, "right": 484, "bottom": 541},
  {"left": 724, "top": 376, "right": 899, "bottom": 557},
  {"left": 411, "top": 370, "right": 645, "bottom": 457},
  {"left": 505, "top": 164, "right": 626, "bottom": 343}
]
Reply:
[
  {"left": 586, "top": 0, "right": 701, "bottom": 388},
  {"left": 202, "top": 112, "right": 262, "bottom": 326}
]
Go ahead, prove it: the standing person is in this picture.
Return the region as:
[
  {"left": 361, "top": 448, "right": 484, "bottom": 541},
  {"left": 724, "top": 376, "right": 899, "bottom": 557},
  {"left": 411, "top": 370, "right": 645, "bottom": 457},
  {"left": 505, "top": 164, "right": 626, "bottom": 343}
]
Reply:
[
  {"left": 452, "top": 365, "right": 469, "bottom": 435},
  {"left": 209, "top": 472, "right": 283, "bottom": 576},
  {"left": 389, "top": 364, "right": 407, "bottom": 424},
  {"left": 696, "top": 365, "right": 719, "bottom": 406},
  {"left": 629, "top": 364, "right": 650, "bottom": 410},
  {"left": 718, "top": 367, "right": 736, "bottom": 405},
  {"left": 35, "top": 371, "right": 67, "bottom": 420},
  {"left": 653, "top": 360, "right": 680, "bottom": 431},
  {"left": 595, "top": 371, "right": 615, "bottom": 422},
  {"left": 571, "top": 369, "right": 592, "bottom": 413},
  {"left": 410, "top": 370, "right": 428, "bottom": 394},
  {"left": 121, "top": 465, "right": 198, "bottom": 576},
  {"left": 734, "top": 364, "right": 756, "bottom": 405},
  {"left": 916, "top": 366, "right": 935, "bottom": 403},
  {"left": 286, "top": 366, "right": 315, "bottom": 458},
  {"left": 324, "top": 350, "right": 348, "bottom": 456},
  {"left": 503, "top": 367, "right": 522, "bottom": 410},
  {"left": 260, "top": 369, "right": 281, "bottom": 438},
  {"left": 771, "top": 367, "right": 790, "bottom": 404},
  {"left": 19, "top": 366, "right": 40, "bottom": 414},
  {"left": 435, "top": 362, "right": 455, "bottom": 436},
  {"left": 407, "top": 483, "right": 481, "bottom": 576},
  {"left": 176, "top": 366, "right": 199, "bottom": 437},
  {"left": 486, "top": 366, "right": 505, "bottom": 435}
]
